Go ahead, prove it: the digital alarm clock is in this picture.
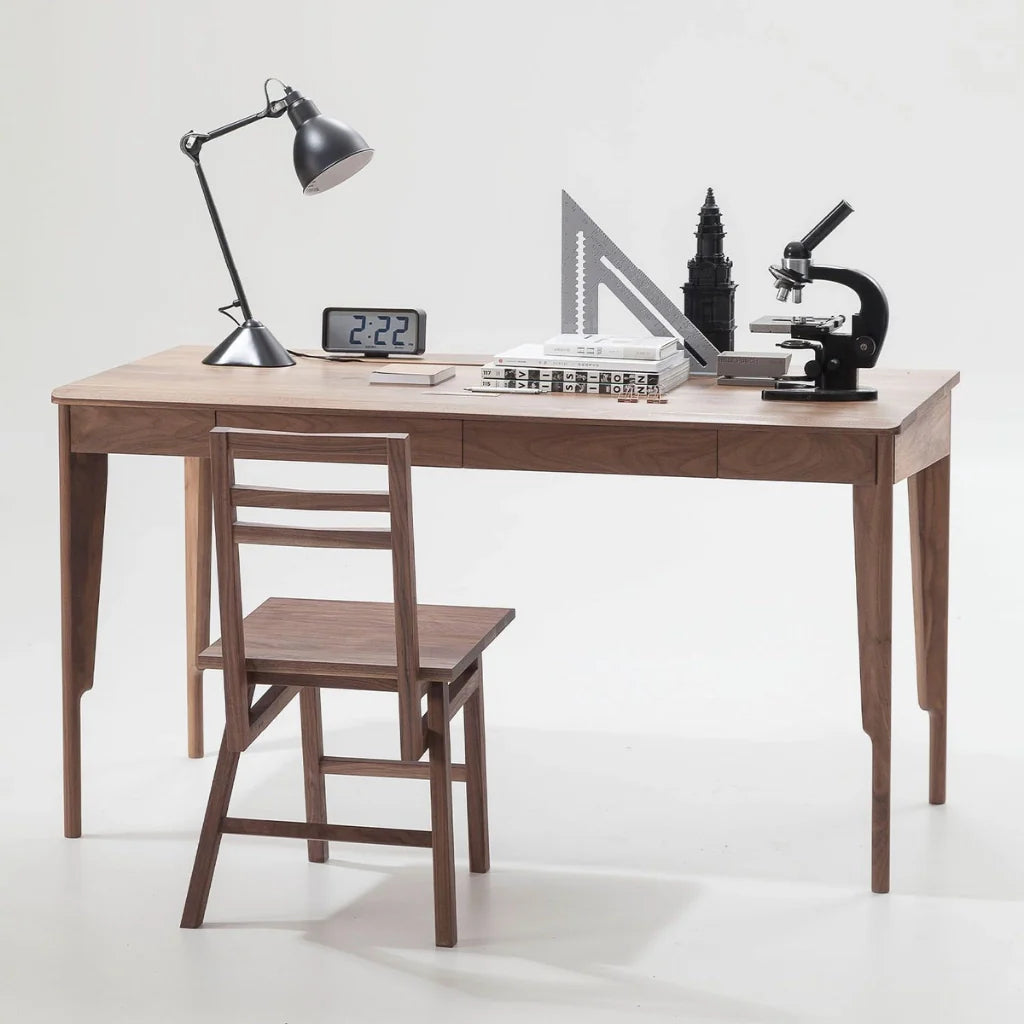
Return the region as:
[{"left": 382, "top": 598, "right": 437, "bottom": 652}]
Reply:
[{"left": 322, "top": 307, "right": 426, "bottom": 357}]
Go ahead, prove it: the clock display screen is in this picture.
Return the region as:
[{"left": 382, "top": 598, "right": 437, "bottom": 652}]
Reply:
[{"left": 323, "top": 308, "right": 423, "bottom": 353}]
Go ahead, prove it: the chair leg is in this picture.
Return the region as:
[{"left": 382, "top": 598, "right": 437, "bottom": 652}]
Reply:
[
  {"left": 181, "top": 731, "right": 240, "bottom": 928},
  {"left": 464, "top": 676, "right": 490, "bottom": 873},
  {"left": 428, "top": 681, "right": 457, "bottom": 947},
  {"left": 299, "top": 688, "right": 329, "bottom": 863}
]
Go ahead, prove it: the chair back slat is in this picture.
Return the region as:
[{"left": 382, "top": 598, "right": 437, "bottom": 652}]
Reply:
[
  {"left": 208, "top": 427, "right": 420, "bottom": 755},
  {"left": 225, "top": 429, "right": 395, "bottom": 463},
  {"left": 231, "top": 486, "right": 390, "bottom": 512},
  {"left": 233, "top": 522, "right": 392, "bottom": 550}
]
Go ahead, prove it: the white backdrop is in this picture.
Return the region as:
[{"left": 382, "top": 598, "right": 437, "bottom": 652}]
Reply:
[{"left": 1, "top": 2, "right": 1022, "bottom": 1021}]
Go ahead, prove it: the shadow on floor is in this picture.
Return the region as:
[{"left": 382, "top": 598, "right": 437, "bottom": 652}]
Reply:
[
  {"left": 199, "top": 719, "right": 1024, "bottom": 903},
  {"left": 87, "top": 721, "right": 1024, "bottom": 909},
  {"left": 209, "top": 860, "right": 798, "bottom": 1022}
]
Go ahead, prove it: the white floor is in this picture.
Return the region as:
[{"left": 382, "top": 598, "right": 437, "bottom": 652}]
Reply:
[{"left": 3, "top": 375, "right": 1023, "bottom": 1022}]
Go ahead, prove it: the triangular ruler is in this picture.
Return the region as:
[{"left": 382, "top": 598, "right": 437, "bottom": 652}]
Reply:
[{"left": 561, "top": 190, "right": 720, "bottom": 373}]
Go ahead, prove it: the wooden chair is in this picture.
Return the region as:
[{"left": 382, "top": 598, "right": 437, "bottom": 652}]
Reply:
[{"left": 180, "top": 427, "right": 514, "bottom": 946}]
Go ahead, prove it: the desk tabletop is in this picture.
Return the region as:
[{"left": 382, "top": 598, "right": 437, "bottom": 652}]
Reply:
[{"left": 52, "top": 346, "right": 959, "bottom": 436}]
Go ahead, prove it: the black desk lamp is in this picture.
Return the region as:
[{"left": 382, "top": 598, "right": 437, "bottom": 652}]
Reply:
[{"left": 180, "top": 79, "right": 373, "bottom": 367}]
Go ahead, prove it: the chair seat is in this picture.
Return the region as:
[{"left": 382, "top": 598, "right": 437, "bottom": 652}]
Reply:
[{"left": 198, "top": 597, "right": 515, "bottom": 682}]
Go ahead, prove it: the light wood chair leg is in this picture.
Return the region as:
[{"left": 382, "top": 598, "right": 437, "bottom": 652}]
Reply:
[
  {"left": 181, "top": 731, "right": 240, "bottom": 928},
  {"left": 299, "top": 688, "right": 329, "bottom": 863},
  {"left": 908, "top": 455, "right": 950, "bottom": 805},
  {"left": 853, "top": 474, "right": 894, "bottom": 895},
  {"left": 59, "top": 407, "right": 108, "bottom": 839},
  {"left": 428, "top": 681, "right": 457, "bottom": 947},
  {"left": 464, "top": 674, "right": 490, "bottom": 873},
  {"left": 184, "top": 457, "right": 212, "bottom": 760}
]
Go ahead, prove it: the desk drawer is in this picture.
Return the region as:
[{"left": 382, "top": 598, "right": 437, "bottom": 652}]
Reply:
[
  {"left": 718, "top": 428, "right": 877, "bottom": 484},
  {"left": 215, "top": 411, "right": 462, "bottom": 468},
  {"left": 69, "top": 406, "right": 215, "bottom": 456},
  {"left": 464, "top": 421, "right": 717, "bottom": 478}
]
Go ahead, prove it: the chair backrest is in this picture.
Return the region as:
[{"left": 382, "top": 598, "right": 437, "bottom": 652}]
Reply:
[{"left": 209, "top": 427, "right": 421, "bottom": 759}]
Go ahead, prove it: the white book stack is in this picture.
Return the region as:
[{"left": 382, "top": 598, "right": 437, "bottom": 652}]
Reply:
[{"left": 481, "top": 335, "right": 689, "bottom": 395}]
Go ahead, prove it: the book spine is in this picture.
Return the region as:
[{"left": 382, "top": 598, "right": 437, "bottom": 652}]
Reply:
[
  {"left": 494, "top": 352, "right": 686, "bottom": 372},
  {"left": 482, "top": 366, "right": 667, "bottom": 385},
  {"left": 543, "top": 340, "right": 674, "bottom": 360},
  {"left": 477, "top": 377, "right": 671, "bottom": 395}
]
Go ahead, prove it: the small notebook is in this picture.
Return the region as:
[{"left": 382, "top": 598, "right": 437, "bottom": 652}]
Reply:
[{"left": 369, "top": 365, "right": 456, "bottom": 386}]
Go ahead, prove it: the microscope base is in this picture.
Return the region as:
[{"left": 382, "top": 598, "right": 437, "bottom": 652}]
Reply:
[{"left": 762, "top": 384, "right": 878, "bottom": 402}]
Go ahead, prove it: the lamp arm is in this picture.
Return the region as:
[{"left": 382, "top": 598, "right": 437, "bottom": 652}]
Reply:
[
  {"left": 178, "top": 81, "right": 291, "bottom": 323},
  {"left": 179, "top": 79, "right": 290, "bottom": 163},
  {"left": 187, "top": 158, "right": 253, "bottom": 321},
  {"left": 178, "top": 103, "right": 287, "bottom": 162}
]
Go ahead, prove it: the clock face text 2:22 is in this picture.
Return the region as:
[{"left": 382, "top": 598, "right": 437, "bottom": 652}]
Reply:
[{"left": 345, "top": 314, "right": 413, "bottom": 349}]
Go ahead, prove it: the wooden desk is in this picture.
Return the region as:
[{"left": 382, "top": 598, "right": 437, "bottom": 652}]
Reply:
[{"left": 53, "top": 346, "right": 958, "bottom": 893}]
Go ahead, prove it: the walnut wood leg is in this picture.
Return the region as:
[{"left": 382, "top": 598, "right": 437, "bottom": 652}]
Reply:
[
  {"left": 181, "top": 731, "right": 240, "bottom": 928},
  {"left": 184, "top": 457, "right": 212, "bottom": 759},
  {"left": 853, "top": 476, "right": 894, "bottom": 894},
  {"left": 428, "top": 681, "right": 457, "bottom": 947},
  {"left": 908, "top": 456, "right": 950, "bottom": 805},
  {"left": 59, "top": 407, "right": 108, "bottom": 839},
  {"left": 299, "top": 688, "right": 329, "bottom": 863},
  {"left": 463, "top": 672, "right": 490, "bottom": 873}
]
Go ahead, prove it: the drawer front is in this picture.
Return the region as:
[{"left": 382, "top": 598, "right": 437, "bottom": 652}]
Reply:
[
  {"left": 719, "top": 428, "right": 877, "bottom": 484},
  {"left": 215, "top": 411, "right": 462, "bottom": 468},
  {"left": 464, "top": 421, "right": 717, "bottom": 478},
  {"left": 69, "top": 406, "right": 215, "bottom": 456}
]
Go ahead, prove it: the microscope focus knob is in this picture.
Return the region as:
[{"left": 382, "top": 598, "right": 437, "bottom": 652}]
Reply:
[
  {"left": 804, "top": 359, "right": 821, "bottom": 379},
  {"left": 856, "top": 336, "right": 877, "bottom": 357}
]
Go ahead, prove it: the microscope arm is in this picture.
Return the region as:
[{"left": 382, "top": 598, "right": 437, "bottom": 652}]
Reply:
[{"left": 809, "top": 264, "right": 889, "bottom": 365}]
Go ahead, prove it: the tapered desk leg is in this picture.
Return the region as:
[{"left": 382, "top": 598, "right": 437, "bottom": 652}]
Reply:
[
  {"left": 908, "top": 456, "right": 950, "bottom": 805},
  {"left": 59, "top": 407, "right": 108, "bottom": 838},
  {"left": 853, "top": 471, "right": 893, "bottom": 894},
  {"left": 184, "top": 458, "right": 212, "bottom": 759}
]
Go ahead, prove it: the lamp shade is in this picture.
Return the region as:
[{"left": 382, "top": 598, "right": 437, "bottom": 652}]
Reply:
[{"left": 286, "top": 90, "right": 373, "bottom": 195}]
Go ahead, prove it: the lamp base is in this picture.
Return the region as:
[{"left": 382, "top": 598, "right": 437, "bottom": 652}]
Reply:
[{"left": 202, "top": 320, "right": 295, "bottom": 367}]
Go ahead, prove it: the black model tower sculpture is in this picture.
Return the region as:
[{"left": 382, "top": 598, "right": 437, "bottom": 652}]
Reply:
[{"left": 683, "top": 188, "right": 736, "bottom": 352}]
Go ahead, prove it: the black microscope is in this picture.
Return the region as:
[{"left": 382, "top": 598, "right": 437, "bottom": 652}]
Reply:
[{"left": 750, "top": 201, "right": 889, "bottom": 401}]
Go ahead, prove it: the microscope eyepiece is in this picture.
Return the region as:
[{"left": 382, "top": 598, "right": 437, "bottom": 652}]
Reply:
[{"left": 800, "top": 200, "right": 854, "bottom": 254}]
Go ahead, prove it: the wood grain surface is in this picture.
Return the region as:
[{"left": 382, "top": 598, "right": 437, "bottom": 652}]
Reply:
[
  {"left": 464, "top": 421, "right": 716, "bottom": 477},
  {"left": 894, "top": 391, "right": 951, "bottom": 482},
  {"left": 218, "top": 411, "right": 462, "bottom": 467},
  {"left": 908, "top": 455, "right": 950, "bottom": 805},
  {"left": 428, "top": 680, "right": 457, "bottom": 947},
  {"left": 70, "top": 404, "right": 214, "bottom": 455},
  {"left": 180, "top": 732, "right": 240, "bottom": 928},
  {"left": 184, "top": 458, "right": 212, "bottom": 759},
  {"left": 52, "top": 346, "right": 958, "bottom": 436},
  {"left": 719, "top": 429, "right": 878, "bottom": 484},
  {"left": 198, "top": 597, "right": 514, "bottom": 682},
  {"left": 59, "top": 406, "right": 107, "bottom": 839},
  {"left": 853, "top": 436, "right": 894, "bottom": 895}
]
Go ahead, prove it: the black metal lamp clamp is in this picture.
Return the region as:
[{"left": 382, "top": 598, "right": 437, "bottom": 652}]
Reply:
[{"left": 755, "top": 201, "right": 890, "bottom": 402}]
